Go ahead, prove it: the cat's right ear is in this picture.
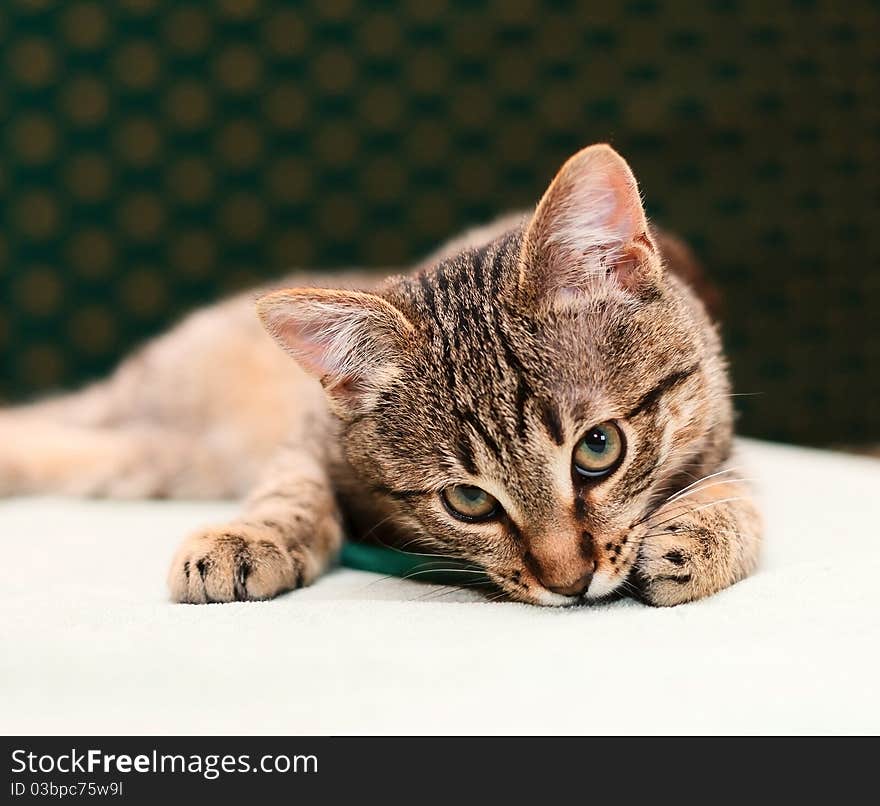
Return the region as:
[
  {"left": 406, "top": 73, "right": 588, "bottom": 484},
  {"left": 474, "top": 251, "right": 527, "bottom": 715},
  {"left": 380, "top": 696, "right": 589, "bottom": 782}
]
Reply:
[{"left": 256, "top": 288, "right": 414, "bottom": 416}]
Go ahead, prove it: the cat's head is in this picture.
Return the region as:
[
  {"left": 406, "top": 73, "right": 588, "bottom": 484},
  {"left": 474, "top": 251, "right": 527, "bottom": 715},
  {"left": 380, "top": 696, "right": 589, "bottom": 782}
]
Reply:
[{"left": 258, "top": 144, "right": 732, "bottom": 605}]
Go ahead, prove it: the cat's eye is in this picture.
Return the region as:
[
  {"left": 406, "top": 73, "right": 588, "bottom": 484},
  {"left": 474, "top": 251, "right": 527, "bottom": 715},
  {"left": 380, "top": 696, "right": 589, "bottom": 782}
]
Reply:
[
  {"left": 573, "top": 421, "right": 624, "bottom": 478},
  {"left": 440, "top": 485, "right": 499, "bottom": 522}
]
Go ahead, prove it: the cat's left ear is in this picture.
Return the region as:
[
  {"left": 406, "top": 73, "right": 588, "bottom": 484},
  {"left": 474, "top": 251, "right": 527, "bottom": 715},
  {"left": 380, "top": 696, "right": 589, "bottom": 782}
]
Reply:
[
  {"left": 520, "top": 143, "right": 660, "bottom": 302},
  {"left": 256, "top": 288, "right": 415, "bottom": 416}
]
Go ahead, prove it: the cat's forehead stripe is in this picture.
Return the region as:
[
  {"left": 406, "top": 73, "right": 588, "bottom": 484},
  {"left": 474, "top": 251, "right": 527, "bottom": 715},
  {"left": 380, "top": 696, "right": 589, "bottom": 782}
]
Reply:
[
  {"left": 536, "top": 399, "right": 565, "bottom": 446},
  {"left": 625, "top": 364, "right": 701, "bottom": 421}
]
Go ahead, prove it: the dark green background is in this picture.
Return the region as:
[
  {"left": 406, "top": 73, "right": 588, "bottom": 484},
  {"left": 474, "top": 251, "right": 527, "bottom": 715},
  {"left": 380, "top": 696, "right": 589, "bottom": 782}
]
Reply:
[{"left": 1, "top": 0, "right": 878, "bottom": 445}]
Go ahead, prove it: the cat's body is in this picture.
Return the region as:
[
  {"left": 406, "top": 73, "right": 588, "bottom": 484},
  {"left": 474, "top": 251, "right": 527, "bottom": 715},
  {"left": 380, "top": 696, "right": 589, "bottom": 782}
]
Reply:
[{"left": 0, "top": 145, "right": 760, "bottom": 606}]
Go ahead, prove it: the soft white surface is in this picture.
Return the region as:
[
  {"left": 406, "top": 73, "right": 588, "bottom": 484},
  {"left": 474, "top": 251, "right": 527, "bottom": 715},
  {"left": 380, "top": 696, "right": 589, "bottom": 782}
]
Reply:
[{"left": 1, "top": 439, "right": 878, "bottom": 735}]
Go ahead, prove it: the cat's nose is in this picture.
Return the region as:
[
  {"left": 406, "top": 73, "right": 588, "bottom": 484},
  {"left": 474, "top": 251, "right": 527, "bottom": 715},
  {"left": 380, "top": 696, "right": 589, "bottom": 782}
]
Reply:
[
  {"left": 544, "top": 569, "right": 594, "bottom": 597},
  {"left": 524, "top": 549, "right": 596, "bottom": 597}
]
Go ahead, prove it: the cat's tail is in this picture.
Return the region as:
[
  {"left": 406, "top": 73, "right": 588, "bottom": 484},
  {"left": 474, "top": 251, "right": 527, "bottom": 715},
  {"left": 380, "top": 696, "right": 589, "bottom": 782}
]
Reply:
[
  {"left": 0, "top": 382, "right": 222, "bottom": 498},
  {"left": 0, "top": 302, "right": 268, "bottom": 500},
  {"left": 3, "top": 379, "right": 117, "bottom": 427}
]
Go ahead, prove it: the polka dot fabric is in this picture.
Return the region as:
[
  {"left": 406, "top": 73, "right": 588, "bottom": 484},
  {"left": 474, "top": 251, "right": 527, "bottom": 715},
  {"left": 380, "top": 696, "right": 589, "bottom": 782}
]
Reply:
[{"left": 1, "top": 0, "right": 878, "bottom": 445}]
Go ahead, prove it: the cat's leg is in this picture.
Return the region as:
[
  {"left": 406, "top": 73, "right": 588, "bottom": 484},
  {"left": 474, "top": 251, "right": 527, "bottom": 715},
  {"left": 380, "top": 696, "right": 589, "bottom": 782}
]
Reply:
[
  {"left": 632, "top": 471, "right": 761, "bottom": 606},
  {"left": 167, "top": 442, "right": 344, "bottom": 603}
]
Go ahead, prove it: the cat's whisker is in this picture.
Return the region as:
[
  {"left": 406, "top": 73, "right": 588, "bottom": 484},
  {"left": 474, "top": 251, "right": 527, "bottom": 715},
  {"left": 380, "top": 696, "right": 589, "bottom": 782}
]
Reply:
[
  {"left": 640, "top": 448, "right": 739, "bottom": 512},
  {"left": 362, "top": 568, "right": 479, "bottom": 598},
  {"left": 634, "top": 493, "right": 738, "bottom": 529},
  {"left": 665, "top": 466, "right": 744, "bottom": 504},
  {"left": 395, "top": 534, "right": 462, "bottom": 558},
  {"left": 615, "top": 578, "right": 642, "bottom": 599},
  {"left": 413, "top": 579, "right": 492, "bottom": 601},
  {"left": 359, "top": 574, "right": 409, "bottom": 591},
  {"left": 358, "top": 556, "right": 471, "bottom": 591},
  {"left": 411, "top": 584, "right": 460, "bottom": 601},
  {"left": 392, "top": 547, "right": 460, "bottom": 559},
  {"left": 358, "top": 517, "right": 465, "bottom": 564},
  {"left": 348, "top": 516, "right": 466, "bottom": 590},
  {"left": 356, "top": 512, "right": 402, "bottom": 543},
  {"left": 637, "top": 527, "right": 743, "bottom": 541},
  {"left": 371, "top": 534, "right": 461, "bottom": 561},
  {"left": 663, "top": 477, "right": 755, "bottom": 507},
  {"left": 400, "top": 567, "right": 487, "bottom": 581},
  {"left": 640, "top": 497, "right": 749, "bottom": 532},
  {"left": 396, "top": 535, "right": 432, "bottom": 552}
]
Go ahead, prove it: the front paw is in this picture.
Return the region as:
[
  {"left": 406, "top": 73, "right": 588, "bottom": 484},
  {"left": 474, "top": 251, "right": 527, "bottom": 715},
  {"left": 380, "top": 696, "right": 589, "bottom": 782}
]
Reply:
[
  {"left": 633, "top": 524, "right": 708, "bottom": 607},
  {"left": 630, "top": 474, "right": 761, "bottom": 606},
  {"left": 168, "top": 525, "right": 303, "bottom": 604}
]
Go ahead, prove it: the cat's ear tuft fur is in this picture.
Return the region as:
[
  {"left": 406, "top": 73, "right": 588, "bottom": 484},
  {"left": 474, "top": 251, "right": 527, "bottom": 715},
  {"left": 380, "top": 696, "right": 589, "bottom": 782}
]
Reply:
[
  {"left": 256, "top": 288, "right": 414, "bottom": 415},
  {"left": 521, "top": 143, "right": 659, "bottom": 302}
]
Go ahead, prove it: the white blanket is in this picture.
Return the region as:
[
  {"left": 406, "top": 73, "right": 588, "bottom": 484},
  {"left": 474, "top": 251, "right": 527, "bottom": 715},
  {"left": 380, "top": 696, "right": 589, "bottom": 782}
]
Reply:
[{"left": 1, "top": 439, "right": 878, "bottom": 735}]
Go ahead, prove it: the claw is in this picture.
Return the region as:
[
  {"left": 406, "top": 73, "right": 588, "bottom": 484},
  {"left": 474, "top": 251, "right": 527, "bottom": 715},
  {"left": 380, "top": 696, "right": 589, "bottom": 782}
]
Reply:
[{"left": 233, "top": 559, "right": 251, "bottom": 601}]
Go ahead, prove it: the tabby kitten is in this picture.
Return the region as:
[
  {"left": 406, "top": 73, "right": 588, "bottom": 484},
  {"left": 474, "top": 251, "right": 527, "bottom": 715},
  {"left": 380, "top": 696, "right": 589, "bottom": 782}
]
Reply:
[{"left": 0, "top": 144, "right": 760, "bottom": 606}]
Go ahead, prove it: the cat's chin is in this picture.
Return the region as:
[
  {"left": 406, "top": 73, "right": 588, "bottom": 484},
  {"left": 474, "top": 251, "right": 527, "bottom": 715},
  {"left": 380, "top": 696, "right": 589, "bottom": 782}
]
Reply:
[
  {"left": 528, "top": 588, "right": 582, "bottom": 607},
  {"left": 582, "top": 570, "right": 622, "bottom": 601}
]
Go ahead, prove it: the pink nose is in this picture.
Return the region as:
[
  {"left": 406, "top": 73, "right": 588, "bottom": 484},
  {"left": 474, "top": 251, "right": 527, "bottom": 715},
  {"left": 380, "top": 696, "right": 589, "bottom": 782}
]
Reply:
[
  {"left": 543, "top": 569, "right": 594, "bottom": 597},
  {"left": 525, "top": 549, "right": 597, "bottom": 597}
]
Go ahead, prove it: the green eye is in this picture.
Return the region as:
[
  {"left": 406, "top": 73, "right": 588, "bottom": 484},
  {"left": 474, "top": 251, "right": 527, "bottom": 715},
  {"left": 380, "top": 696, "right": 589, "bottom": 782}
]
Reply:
[
  {"left": 573, "top": 422, "right": 624, "bottom": 478},
  {"left": 440, "top": 485, "right": 499, "bottom": 521}
]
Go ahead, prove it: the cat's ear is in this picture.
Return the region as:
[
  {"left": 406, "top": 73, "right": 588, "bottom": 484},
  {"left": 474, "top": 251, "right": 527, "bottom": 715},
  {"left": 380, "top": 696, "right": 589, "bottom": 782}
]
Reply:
[
  {"left": 256, "top": 288, "right": 414, "bottom": 415},
  {"left": 520, "top": 143, "right": 659, "bottom": 302}
]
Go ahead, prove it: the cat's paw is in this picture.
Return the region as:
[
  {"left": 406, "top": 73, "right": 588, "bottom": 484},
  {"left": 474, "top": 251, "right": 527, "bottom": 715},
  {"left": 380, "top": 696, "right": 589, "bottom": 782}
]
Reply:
[
  {"left": 632, "top": 481, "right": 760, "bottom": 606},
  {"left": 633, "top": 523, "right": 708, "bottom": 607},
  {"left": 168, "top": 525, "right": 303, "bottom": 604}
]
